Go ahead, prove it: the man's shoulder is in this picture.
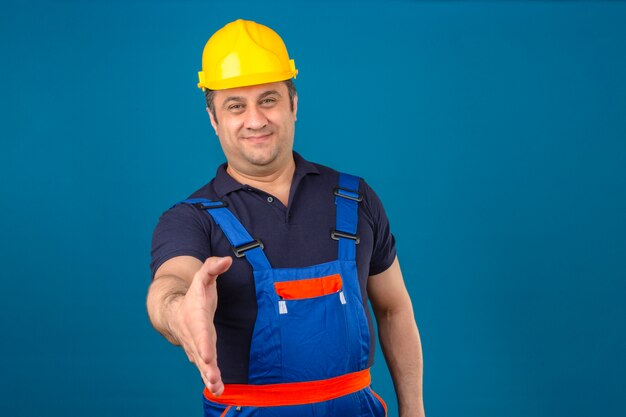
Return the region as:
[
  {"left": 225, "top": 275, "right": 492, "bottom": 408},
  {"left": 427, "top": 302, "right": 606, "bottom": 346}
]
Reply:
[
  {"left": 297, "top": 154, "right": 358, "bottom": 183},
  {"left": 304, "top": 156, "right": 388, "bottom": 211},
  {"left": 186, "top": 180, "right": 218, "bottom": 200},
  {"left": 156, "top": 178, "right": 218, "bottom": 222},
  {"left": 304, "top": 158, "right": 374, "bottom": 191}
]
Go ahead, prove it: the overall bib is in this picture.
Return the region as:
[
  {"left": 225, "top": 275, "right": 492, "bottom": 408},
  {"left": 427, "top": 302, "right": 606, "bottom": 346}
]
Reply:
[{"left": 182, "top": 173, "right": 387, "bottom": 417}]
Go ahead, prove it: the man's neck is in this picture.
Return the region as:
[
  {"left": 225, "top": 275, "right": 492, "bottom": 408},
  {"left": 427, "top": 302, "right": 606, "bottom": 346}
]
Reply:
[{"left": 226, "top": 157, "right": 296, "bottom": 206}]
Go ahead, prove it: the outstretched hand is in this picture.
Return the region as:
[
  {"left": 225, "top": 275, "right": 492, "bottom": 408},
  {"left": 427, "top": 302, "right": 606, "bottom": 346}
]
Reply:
[{"left": 170, "top": 256, "right": 232, "bottom": 396}]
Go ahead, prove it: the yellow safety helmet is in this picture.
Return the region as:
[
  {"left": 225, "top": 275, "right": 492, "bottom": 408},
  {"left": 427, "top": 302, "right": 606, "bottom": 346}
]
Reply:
[{"left": 198, "top": 19, "right": 298, "bottom": 90}]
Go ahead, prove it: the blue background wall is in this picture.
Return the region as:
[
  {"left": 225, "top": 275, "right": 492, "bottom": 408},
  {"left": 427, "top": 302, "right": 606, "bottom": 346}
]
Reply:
[{"left": 1, "top": 1, "right": 625, "bottom": 416}]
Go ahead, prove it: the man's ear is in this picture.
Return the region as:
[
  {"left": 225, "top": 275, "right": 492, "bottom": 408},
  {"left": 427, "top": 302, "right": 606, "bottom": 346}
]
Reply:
[
  {"left": 293, "top": 94, "right": 298, "bottom": 121},
  {"left": 207, "top": 107, "right": 218, "bottom": 135}
]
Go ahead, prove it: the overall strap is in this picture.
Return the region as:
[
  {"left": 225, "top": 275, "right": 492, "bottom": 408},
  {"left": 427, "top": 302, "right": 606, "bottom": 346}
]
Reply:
[
  {"left": 332, "top": 173, "right": 362, "bottom": 261},
  {"left": 180, "top": 198, "right": 271, "bottom": 271}
]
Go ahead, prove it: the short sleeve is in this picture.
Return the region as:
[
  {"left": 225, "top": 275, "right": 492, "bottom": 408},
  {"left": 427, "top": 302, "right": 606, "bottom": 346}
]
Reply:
[
  {"left": 149, "top": 203, "right": 212, "bottom": 278},
  {"left": 361, "top": 179, "right": 397, "bottom": 276}
]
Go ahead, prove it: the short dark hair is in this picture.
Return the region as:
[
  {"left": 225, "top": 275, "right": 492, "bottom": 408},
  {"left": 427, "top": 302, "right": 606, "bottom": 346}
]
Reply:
[{"left": 204, "top": 79, "right": 297, "bottom": 124}]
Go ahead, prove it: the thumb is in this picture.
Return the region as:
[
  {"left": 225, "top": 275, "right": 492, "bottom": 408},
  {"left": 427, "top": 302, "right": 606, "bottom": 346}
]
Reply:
[{"left": 193, "top": 256, "right": 233, "bottom": 287}]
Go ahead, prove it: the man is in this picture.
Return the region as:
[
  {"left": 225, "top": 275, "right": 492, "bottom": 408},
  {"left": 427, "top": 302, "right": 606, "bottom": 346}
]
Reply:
[{"left": 147, "top": 19, "right": 425, "bottom": 417}]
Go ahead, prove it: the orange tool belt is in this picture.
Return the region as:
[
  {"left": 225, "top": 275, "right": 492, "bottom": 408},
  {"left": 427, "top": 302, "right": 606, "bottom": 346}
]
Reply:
[{"left": 204, "top": 368, "right": 372, "bottom": 407}]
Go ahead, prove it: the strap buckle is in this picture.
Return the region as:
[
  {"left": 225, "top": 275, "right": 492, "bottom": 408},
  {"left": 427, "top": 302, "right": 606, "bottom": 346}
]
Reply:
[
  {"left": 331, "top": 229, "right": 360, "bottom": 244},
  {"left": 232, "top": 239, "right": 264, "bottom": 258},
  {"left": 333, "top": 187, "right": 363, "bottom": 202},
  {"left": 192, "top": 201, "right": 228, "bottom": 210}
]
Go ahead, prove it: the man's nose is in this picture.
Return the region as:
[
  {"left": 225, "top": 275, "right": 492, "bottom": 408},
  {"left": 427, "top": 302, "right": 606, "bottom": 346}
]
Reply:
[{"left": 243, "top": 105, "right": 269, "bottom": 130}]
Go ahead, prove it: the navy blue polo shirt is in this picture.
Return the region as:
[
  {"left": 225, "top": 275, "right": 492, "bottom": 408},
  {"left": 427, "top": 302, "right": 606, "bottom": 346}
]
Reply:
[{"left": 150, "top": 152, "right": 396, "bottom": 383}]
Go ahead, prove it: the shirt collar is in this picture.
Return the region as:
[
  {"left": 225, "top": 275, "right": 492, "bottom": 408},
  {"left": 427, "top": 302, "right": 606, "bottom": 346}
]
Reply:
[{"left": 213, "top": 151, "right": 320, "bottom": 198}]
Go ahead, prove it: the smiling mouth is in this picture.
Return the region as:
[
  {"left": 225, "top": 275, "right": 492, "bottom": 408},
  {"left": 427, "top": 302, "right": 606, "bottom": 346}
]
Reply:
[{"left": 242, "top": 133, "right": 273, "bottom": 142}]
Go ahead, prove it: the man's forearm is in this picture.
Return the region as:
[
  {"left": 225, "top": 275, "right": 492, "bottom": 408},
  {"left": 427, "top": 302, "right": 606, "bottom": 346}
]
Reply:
[
  {"left": 146, "top": 275, "right": 189, "bottom": 345},
  {"left": 377, "top": 307, "right": 425, "bottom": 417}
]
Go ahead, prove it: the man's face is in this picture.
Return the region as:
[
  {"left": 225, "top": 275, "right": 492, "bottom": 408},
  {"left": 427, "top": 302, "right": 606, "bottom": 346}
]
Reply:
[{"left": 208, "top": 81, "right": 298, "bottom": 175}]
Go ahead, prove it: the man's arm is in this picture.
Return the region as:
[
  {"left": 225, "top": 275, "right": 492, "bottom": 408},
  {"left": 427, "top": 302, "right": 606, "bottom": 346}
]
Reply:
[
  {"left": 146, "top": 255, "right": 232, "bottom": 396},
  {"left": 368, "top": 256, "right": 425, "bottom": 417}
]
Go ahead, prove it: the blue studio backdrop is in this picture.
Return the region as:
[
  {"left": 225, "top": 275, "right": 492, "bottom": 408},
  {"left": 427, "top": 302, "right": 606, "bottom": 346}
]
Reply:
[{"left": 1, "top": 1, "right": 625, "bottom": 416}]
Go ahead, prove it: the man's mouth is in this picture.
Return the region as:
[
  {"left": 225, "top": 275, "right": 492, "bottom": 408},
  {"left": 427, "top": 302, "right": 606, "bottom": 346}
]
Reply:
[{"left": 242, "top": 133, "right": 273, "bottom": 143}]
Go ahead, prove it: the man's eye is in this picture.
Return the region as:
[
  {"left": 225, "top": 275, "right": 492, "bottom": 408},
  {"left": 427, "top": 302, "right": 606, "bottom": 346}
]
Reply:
[
  {"left": 228, "top": 104, "right": 244, "bottom": 111},
  {"left": 260, "top": 98, "right": 276, "bottom": 105}
]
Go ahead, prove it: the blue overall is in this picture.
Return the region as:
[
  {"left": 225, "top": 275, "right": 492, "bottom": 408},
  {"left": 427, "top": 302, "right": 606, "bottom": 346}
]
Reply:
[{"left": 181, "top": 173, "right": 387, "bottom": 417}]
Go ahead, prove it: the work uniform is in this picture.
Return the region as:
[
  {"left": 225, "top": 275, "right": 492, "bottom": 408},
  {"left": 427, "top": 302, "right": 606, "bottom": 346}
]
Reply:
[{"left": 151, "top": 152, "right": 396, "bottom": 416}]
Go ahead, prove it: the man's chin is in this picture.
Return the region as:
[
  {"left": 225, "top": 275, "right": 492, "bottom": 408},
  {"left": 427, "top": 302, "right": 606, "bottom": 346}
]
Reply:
[{"left": 244, "top": 151, "right": 280, "bottom": 167}]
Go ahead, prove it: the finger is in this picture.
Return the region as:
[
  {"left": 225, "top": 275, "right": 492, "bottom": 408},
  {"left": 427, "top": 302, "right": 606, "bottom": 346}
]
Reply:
[
  {"left": 204, "top": 255, "right": 233, "bottom": 276},
  {"left": 193, "top": 256, "right": 233, "bottom": 287},
  {"left": 204, "top": 361, "right": 224, "bottom": 396},
  {"left": 186, "top": 307, "right": 215, "bottom": 364},
  {"left": 207, "top": 378, "right": 224, "bottom": 396},
  {"left": 185, "top": 262, "right": 226, "bottom": 364},
  {"left": 193, "top": 352, "right": 213, "bottom": 386},
  {"left": 200, "top": 370, "right": 224, "bottom": 397},
  {"left": 192, "top": 350, "right": 223, "bottom": 396}
]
